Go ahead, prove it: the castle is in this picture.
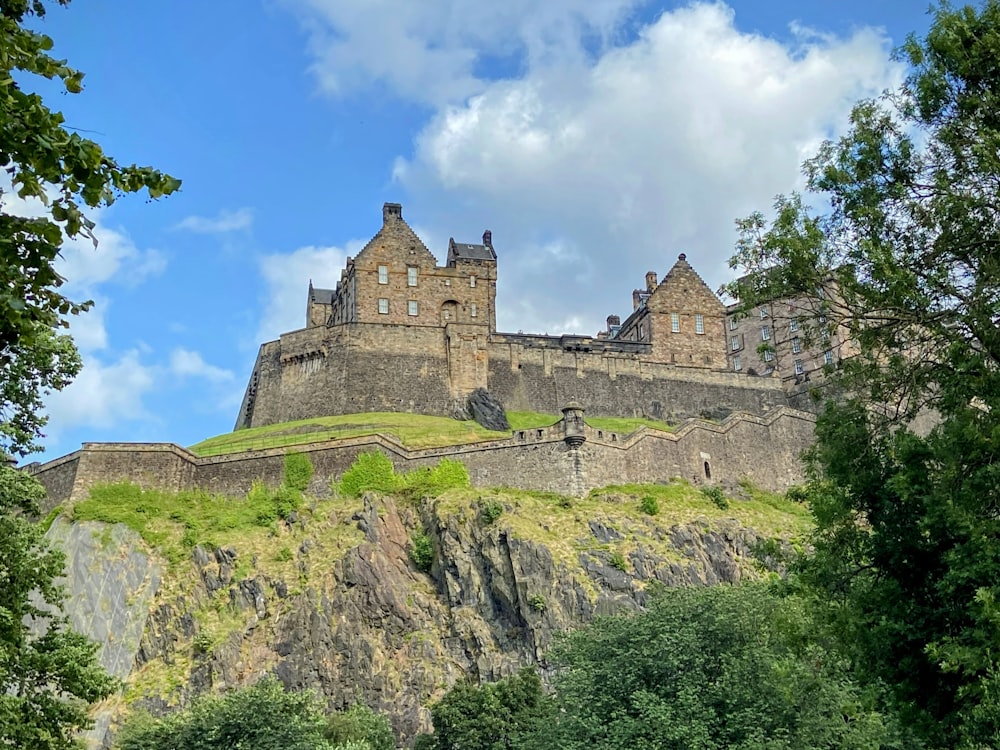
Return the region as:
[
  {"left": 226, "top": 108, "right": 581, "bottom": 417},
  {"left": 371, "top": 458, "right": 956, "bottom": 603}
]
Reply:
[
  {"left": 29, "top": 203, "right": 830, "bottom": 505},
  {"left": 236, "top": 203, "right": 833, "bottom": 431}
]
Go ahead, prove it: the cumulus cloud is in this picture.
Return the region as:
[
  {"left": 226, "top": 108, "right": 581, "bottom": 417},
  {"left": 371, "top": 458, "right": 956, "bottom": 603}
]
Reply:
[
  {"left": 256, "top": 243, "right": 360, "bottom": 342},
  {"left": 174, "top": 208, "right": 254, "bottom": 234},
  {"left": 170, "top": 348, "right": 234, "bottom": 383},
  {"left": 42, "top": 350, "right": 156, "bottom": 438},
  {"left": 381, "top": 3, "right": 902, "bottom": 334},
  {"left": 289, "top": 0, "right": 642, "bottom": 105}
]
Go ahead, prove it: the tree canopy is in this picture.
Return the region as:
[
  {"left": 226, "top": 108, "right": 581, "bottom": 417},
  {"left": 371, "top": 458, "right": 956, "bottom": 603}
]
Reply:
[
  {"left": 725, "top": 2, "right": 1000, "bottom": 746},
  {"left": 0, "top": 0, "right": 179, "bottom": 454}
]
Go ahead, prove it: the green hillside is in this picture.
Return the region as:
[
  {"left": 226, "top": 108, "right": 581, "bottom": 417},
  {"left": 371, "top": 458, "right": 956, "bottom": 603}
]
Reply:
[{"left": 188, "top": 411, "right": 674, "bottom": 456}]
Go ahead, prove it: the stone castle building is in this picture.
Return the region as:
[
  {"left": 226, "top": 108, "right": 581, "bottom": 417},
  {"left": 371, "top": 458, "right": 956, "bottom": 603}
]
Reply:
[{"left": 236, "top": 203, "right": 830, "bottom": 431}]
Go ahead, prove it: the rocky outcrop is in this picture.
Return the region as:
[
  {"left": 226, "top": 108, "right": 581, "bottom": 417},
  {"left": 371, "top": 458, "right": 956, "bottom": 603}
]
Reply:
[{"left": 54, "top": 491, "right": 787, "bottom": 747}]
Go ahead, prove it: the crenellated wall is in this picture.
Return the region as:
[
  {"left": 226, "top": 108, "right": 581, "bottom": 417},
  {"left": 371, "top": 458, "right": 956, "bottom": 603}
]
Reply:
[{"left": 31, "top": 407, "right": 816, "bottom": 510}]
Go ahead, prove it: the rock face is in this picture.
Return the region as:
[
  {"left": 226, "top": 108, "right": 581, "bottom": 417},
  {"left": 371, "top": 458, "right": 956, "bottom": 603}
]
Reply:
[
  {"left": 466, "top": 388, "right": 510, "bottom": 431},
  {"left": 55, "top": 492, "right": 786, "bottom": 747}
]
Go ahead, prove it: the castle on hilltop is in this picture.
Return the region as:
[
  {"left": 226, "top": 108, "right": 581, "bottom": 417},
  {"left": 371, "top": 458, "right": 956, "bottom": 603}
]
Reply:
[
  {"left": 236, "top": 203, "right": 838, "bottom": 431},
  {"left": 29, "top": 203, "right": 831, "bottom": 504}
]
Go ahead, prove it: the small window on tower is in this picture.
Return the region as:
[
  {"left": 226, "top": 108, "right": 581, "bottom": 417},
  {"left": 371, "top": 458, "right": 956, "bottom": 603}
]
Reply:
[
  {"left": 378, "top": 265, "right": 388, "bottom": 285},
  {"left": 695, "top": 314, "right": 704, "bottom": 334},
  {"left": 408, "top": 300, "right": 418, "bottom": 316},
  {"left": 733, "top": 355, "right": 742, "bottom": 371},
  {"left": 470, "top": 303, "right": 477, "bottom": 318},
  {"left": 407, "top": 267, "right": 418, "bottom": 287},
  {"left": 470, "top": 275, "right": 477, "bottom": 287},
  {"left": 671, "top": 313, "right": 680, "bottom": 333},
  {"left": 378, "top": 298, "right": 389, "bottom": 314}
]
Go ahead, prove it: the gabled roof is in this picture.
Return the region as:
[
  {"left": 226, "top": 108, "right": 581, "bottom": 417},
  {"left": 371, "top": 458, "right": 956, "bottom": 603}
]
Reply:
[
  {"left": 655, "top": 253, "right": 725, "bottom": 311},
  {"left": 447, "top": 238, "right": 496, "bottom": 264},
  {"left": 353, "top": 203, "right": 437, "bottom": 266},
  {"left": 310, "top": 287, "right": 335, "bottom": 304}
]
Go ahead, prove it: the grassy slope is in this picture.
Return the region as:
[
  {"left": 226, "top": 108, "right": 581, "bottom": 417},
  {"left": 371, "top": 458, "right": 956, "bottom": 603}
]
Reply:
[{"left": 189, "top": 411, "right": 674, "bottom": 457}]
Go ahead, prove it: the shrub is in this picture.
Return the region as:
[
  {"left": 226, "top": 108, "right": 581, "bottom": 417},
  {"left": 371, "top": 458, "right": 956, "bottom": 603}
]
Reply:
[
  {"left": 528, "top": 594, "right": 547, "bottom": 612},
  {"left": 480, "top": 499, "right": 503, "bottom": 525},
  {"left": 639, "top": 495, "right": 659, "bottom": 515},
  {"left": 409, "top": 532, "right": 434, "bottom": 573},
  {"left": 283, "top": 451, "right": 314, "bottom": 492},
  {"left": 276, "top": 546, "right": 293, "bottom": 562},
  {"left": 402, "top": 458, "right": 471, "bottom": 499},
  {"left": 609, "top": 550, "right": 628, "bottom": 571},
  {"left": 272, "top": 484, "right": 303, "bottom": 519},
  {"left": 785, "top": 484, "right": 809, "bottom": 503},
  {"left": 324, "top": 704, "right": 395, "bottom": 750},
  {"left": 701, "top": 485, "right": 729, "bottom": 510},
  {"left": 340, "top": 451, "right": 399, "bottom": 497}
]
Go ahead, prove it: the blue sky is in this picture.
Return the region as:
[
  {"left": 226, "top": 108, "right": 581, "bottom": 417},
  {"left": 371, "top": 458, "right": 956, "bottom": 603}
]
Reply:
[{"left": 17, "top": 0, "right": 936, "bottom": 461}]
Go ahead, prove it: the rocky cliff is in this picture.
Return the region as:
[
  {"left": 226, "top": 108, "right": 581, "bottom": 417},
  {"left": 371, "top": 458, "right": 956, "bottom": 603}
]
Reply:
[{"left": 49, "top": 482, "right": 809, "bottom": 747}]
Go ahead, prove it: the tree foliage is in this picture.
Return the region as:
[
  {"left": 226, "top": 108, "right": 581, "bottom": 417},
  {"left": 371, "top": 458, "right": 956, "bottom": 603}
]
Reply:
[
  {"left": 540, "top": 585, "right": 896, "bottom": 750},
  {"left": 0, "top": 465, "right": 117, "bottom": 749},
  {"left": 726, "top": 2, "right": 1000, "bottom": 746},
  {"left": 415, "top": 667, "right": 552, "bottom": 750},
  {"left": 324, "top": 704, "right": 396, "bottom": 750},
  {"left": 116, "top": 678, "right": 335, "bottom": 750},
  {"left": 0, "top": 0, "right": 180, "bottom": 454}
]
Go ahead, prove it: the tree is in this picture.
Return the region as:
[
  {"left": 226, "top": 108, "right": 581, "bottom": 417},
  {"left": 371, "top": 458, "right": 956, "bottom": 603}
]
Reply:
[
  {"left": 537, "top": 584, "right": 896, "bottom": 750},
  {"left": 115, "top": 678, "right": 334, "bottom": 750},
  {"left": 0, "top": 465, "right": 118, "bottom": 749},
  {"left": 0, "top": 0, "right": 180, "bottom": 455},
  {"left": 415, "top": 667, "right": 553, "bottom": 750},
  {"left": 726, "top": 2, "right": 1000, "bottom": 746},
  {"left": 323, "top": 704, "right": 396, "bottom": 750}
]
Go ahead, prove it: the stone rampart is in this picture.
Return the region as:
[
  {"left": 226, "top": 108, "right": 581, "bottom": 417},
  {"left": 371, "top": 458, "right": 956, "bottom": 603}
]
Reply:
[
  {"left": 237, "top": 321, "right": 795, "bottom": 430},
  {"left": 31, "top": 407, "right": 815, "bottom": 506}
]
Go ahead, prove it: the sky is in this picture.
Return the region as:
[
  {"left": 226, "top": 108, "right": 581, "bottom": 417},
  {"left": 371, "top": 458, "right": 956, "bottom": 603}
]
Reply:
[{"left": 14, "top": 0, "right": 938, "bottom": 462}]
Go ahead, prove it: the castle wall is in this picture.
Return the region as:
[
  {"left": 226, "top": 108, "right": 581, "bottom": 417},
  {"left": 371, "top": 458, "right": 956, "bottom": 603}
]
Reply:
[{"left": 29, "top": 408, "right": 816, "bottom": 508}]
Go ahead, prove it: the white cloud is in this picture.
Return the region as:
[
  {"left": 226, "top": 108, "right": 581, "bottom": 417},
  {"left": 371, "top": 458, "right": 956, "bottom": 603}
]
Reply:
[
  {"left": 256, "top": 243, "right": 360, "bottom": 342},
  {"left": 289, "top": 0, "right": 642, "bottom": 105},
  {"left": 381, "top": 2, "right": 902, "bottom": 334},
  {"left": 174, "top": 208, "right": 254, "bottom": 234},
  {"left": 169, "top": 348, "right": 234, "bottom": 383},
  {"left": 43, "top": 351, "right": 156, "bottom": 437}
]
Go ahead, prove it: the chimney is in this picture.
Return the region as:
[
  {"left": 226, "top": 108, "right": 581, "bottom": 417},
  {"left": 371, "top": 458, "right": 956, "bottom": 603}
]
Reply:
[
  {"left": 483, "top": 229, "right": 492, "bottom": 247},
  {"left": 632, "top": 289, "right": 642, "bottom": 311},
  {"left": 645, "top": 271, "right": 658, "bottom": 292},
  {"left": 607, "top": 314, "right": 620, "bottom": 329},
  {"left": 383, "top": 202, "right": 402, "bottom": 225}
]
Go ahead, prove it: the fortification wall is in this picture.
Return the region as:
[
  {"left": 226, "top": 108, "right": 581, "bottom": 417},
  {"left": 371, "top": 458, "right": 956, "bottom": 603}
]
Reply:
[
  {"left": 30, "top": 408, "right": 815, "bottom": 507},
  {"left": 239, "top": 322, "right": 796, "bottom": 430},
  {"left": 487, "top": 341, "right": 789, "bottom": 422}
]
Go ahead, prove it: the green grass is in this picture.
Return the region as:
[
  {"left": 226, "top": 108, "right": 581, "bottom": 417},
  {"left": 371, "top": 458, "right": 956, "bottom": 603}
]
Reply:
[{"left": 190, "top": 411, "right": 672, "bottom": 457}]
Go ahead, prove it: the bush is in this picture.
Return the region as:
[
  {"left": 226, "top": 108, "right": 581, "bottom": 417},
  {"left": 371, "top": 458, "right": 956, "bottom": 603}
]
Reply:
[
  {"left": 785, "top": 484, "right": 809, "bottom": 503},
  {"left": 701, "top": 485, "right": 729, "bottom": 510},
  {"left": 409, "top": 532, "right": 434, "bottom": 573},
  {"left": 639, "top": 495, "right": 659, "bottom": 515},
  {"left": 402, "top": 458, "right": 471, "bottom": 499},
  {"left": 283, "top": 451, "right": 314, "bottom": 492},
  {"left": 340, "top": 451, "right": 399, "bottom": 497},
  {"left": 480, "top": 499, "right": 503, "bottom": 525},
  {"left": 609, "top": 551, "right": 628, "bottom": 571},
  {"left": 325, "top": 704, "right": 395, "bottom": 750},
  {"left": 528, "top": 594, "right": 547, "bottom": 612}
]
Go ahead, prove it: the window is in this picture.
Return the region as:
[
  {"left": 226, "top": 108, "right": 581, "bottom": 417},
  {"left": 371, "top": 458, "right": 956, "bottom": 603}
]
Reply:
[
  {"left": 824, "top": 349, "right": 834, "bottom": 365},
  {"left": 733, "top": 355, "right": 742, "bottom": 371},
  {"left": 792, "top": 337, "right": 802, "bottom": 354},
  {"left": 378, "top": 298, "right": 389, "bottom": 314},
  {"left": 378, "top": 265, "right": 388, "bottom": 285},
  {"left": 671, "top": 313, "right": 680, "bottom": 333},
  {"left": 760, "top": 305, "right": 769, "bottom": 318},
  {"left": 695, "top": 314, "right": 704, "bottom": 334},
  {"left": 794, "top": 359, "right": 804, "bottom": 375},
  {"left": 470, "top": 303, "right": 477, "bottom": 318},
  {"left": 761, "top": 325, "right": 771, "bottom": 341},
  {"left": 789, "top": 319, "right": 800, "bottom": 332},
  {"left": 408, "top": 300, "right": 418, "bottom": 316},
  {"left": 729, "top": 316, "right": 738, "bottom": 330},
  {"left": 407, "top": 267, "right": 418, "bottom": 287},
  {"left": 730, "top": 335, "right": 740, "bottom": 351},
  {"left": 470, "top": 275, "right": 476, "bottom": 287},
  {"left": 763, "top": 349, "right": 774, "bottom": 362}
]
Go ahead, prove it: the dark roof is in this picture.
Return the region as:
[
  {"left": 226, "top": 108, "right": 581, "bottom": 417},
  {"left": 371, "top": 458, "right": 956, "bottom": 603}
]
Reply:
[
  {"left": 310, "top": 288, "right": 335, "bottom": 304},
  {"left": 448, "top": 238, "right": 496, "bottom": 262}
]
